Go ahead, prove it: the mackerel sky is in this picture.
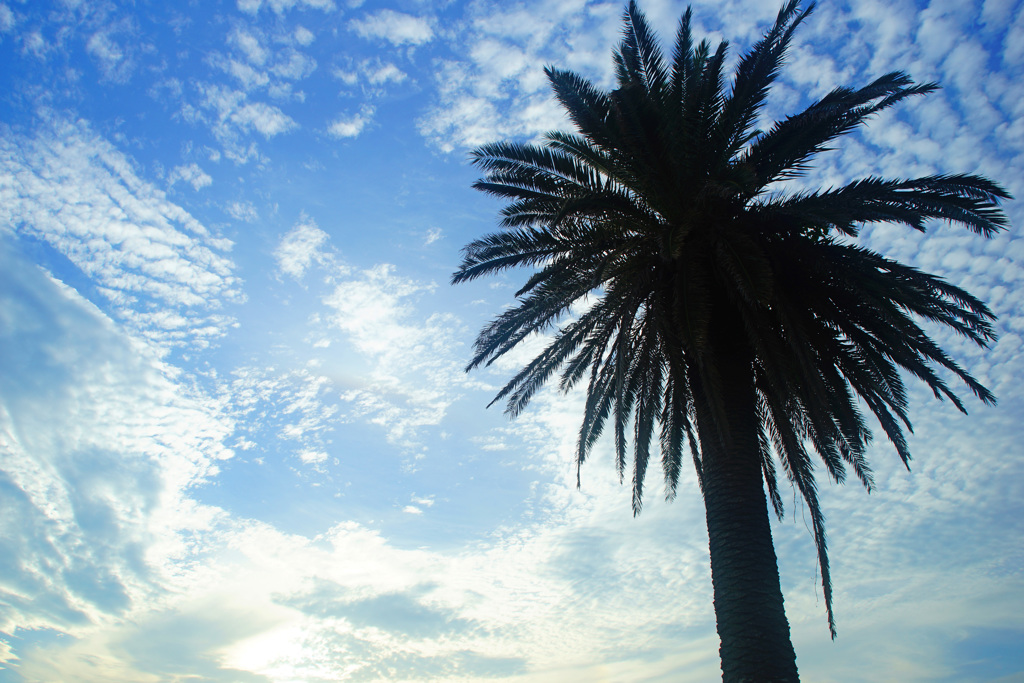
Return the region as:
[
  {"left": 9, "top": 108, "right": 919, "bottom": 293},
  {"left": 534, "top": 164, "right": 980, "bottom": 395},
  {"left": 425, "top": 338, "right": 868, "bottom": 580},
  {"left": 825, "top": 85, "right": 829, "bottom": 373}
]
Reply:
[{"left": 1, "top": 0, "right": 1023, "bottom": 681}]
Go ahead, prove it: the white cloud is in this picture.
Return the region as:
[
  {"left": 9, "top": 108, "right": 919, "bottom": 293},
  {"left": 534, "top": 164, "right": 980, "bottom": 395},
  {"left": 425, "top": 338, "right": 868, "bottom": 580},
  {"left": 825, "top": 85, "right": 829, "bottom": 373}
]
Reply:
[
  {"left": 195, "top": 84, "right": 298, "bottom": 146},
  {"left": 168, "top": 162, "right": 213, "bottom": 190},
  {"left": 229, "top": 27, "right": 267, "bottom": 65},
  {"left": 981, "top": 0, "right": 1016, "bottom": 27},
  {"left": 0, "top": 119, "right": 242, "bottom": 349},
  {"left": 0, "top": 4, "right": 14, "bottom": 33},
  {"left": 22, "top": 30, "right": 46, "bottom": 58},
  {"left": 416, "top": 0, "right": 602, "bottom": 151},
  {"left": 331, "top": 66, "right": 358, "bottom": 85},
  {"left": 275, "top": 218, "right": 329, "bottom": 279},
  {"left": 226, "top": 200, "right": 259, "bottom": 222},
  {"left": 264, "top": 222, "right": 487, "bottom": 452},
  {"left": 223, "top": 364, "right": 343, "bottom": 471},
  {"left": 211, "top": 32, "right": 316, "bottom": 95},
  {"left": 365, "top": 60, "right": 406, "bottom": 85},
  {"left": 294, "top": 25, "right": 315, "bottom": 46},
  {"left": 328, "top": 106, "right": 374, "bottom": 138},
  {"left": 0, "top": 339, "right": 721, "bottom": 680},
  {"left": 271, "top": 49, "right": 316, "bottom": 80},
  {"left": 86, "top": 31, "right": 133, "bottom": 82},
  {"left": 319, "top": 263, "right": 490, "bottom": 450},
  {"left": 915, "top": 4, "right": 967, "bottom": 65},
  {"left": 0, "top": 243, "right": 236, "bottom": 639},
  {"left": 298, "top": 448, "right": 328, "bottom": 464},
  {"left": 1003, "top": 5, "right": 1024, "bottom": 66},
  {"left": 350, "top": 9, "right": 433, "bottom": 46},
  {"left": 238, "top": 0, "right": 335, "bottom": 15},
  {"left": 149, "top": 77, "right": 184, "bottom": 103},
  {"left": 468, "top": 38, "right": 531, "bottom": 94},
  {"left": 217, "top": 56, "right": 271, "bottom": 90},
  {"left": 233, "top": 100, "right": 296, "bottom": 136},
  {"left": 332, "top": 59, "right": 407, "bottom": 90}
]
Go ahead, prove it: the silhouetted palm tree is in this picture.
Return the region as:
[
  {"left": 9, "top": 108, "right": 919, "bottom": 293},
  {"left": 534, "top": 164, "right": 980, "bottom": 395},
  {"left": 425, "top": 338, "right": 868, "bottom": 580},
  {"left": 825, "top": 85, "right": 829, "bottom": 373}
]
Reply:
[{"left": 453, "top": 1, "right": 1010, "bottom": 679}]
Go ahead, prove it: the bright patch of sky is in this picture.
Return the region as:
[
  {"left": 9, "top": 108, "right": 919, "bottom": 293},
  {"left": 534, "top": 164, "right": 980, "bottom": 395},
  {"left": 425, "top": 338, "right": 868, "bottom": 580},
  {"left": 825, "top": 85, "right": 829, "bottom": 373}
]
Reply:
[{"left": 1, "top": 0, "right": 1023, "bottom": 681}]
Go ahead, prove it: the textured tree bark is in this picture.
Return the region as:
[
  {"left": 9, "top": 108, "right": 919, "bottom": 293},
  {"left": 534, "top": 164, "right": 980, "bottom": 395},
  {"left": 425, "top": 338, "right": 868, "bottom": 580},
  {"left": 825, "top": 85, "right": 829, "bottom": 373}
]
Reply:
[{"left": 691, "top": 346, "right": 800, "bottom": 683}]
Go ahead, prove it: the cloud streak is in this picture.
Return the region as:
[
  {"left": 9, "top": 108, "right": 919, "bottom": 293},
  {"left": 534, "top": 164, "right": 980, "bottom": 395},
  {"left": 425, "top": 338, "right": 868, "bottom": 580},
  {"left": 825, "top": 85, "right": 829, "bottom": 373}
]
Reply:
[{"left": 0, "top": 119, "right": 243, "bottom": 350}]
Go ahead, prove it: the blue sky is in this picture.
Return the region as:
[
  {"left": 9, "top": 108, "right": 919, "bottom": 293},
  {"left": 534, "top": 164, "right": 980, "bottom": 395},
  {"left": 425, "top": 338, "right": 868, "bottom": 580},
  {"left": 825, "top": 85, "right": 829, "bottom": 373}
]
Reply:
[{"left": 1, "top": 0, "right": 1023, "bottom": 681}]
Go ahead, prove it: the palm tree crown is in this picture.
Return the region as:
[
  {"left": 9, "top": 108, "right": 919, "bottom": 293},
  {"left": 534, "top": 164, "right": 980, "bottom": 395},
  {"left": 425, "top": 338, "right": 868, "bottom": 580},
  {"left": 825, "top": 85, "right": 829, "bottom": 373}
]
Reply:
[{"left": 454, "top": 1, "right": 1009, "bottom": 678}]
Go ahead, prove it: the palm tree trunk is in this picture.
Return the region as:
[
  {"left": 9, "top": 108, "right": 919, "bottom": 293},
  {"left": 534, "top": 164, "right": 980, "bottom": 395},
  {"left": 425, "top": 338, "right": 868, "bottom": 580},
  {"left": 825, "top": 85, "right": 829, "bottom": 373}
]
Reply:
[{"left": 691, "top": 347, "right": 799, "bottom": 682}]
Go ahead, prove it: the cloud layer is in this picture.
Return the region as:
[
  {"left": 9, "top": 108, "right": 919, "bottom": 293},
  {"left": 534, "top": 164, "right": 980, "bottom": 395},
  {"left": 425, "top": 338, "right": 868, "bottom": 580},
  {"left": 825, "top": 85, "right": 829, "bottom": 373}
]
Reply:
[{"left": 1, "top": 0, "right": 1022, "bottom": 681}]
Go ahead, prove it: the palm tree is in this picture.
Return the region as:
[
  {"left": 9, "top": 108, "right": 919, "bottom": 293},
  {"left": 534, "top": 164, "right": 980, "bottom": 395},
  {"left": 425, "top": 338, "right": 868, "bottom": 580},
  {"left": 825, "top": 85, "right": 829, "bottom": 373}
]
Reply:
[{"left": 452, "top": 1, "right": 1010, "bottom": 680}]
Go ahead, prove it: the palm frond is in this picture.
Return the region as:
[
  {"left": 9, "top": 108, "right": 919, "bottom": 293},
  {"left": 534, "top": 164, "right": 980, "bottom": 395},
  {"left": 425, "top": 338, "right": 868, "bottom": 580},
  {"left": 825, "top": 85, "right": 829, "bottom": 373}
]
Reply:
[
  {"left": 716, "top": 0, "right": 812, "bottom": 159},
  {"left": 618, "top": 0, "right": 669, "bottom": 97},
  {"left": 546, "top": 67, "right": 617, "bottom": 152},
  {"left": 744, "top": 72, "right": 938, "bottom": 185}
]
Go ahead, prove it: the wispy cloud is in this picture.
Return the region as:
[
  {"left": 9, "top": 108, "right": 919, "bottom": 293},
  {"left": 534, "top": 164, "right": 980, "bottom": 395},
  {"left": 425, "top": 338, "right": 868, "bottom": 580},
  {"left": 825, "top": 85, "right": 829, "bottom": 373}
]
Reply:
[
  {"left": 362, "top": 59, "right": 406, "bottom": 86},
  {"left": 226, "top": 200, "right": 259, "bottom": 223},
  {"left": 331, "top": 58, "right": 407, "bottom": 95},
  {"left": 0, "top": 4, "right": 14, "bottom": 33},
  {"left": 274, "top": 218, "right": 330, "bottom": 279},
  {"left": 0, "top": 119, "right": 242, "bottom": 349},
  {"left": 0, "top": 243, "right": 235, "bottom": 640},
  {"left": 416, "top": 0, "right": 604, "bottom": 151},
  {"left": 222, "top": 364, "right": 341, "bottom": 471},
  {"left": 350, "top": 9, "right": 433, "bottom": 46},
  {"left": 271, "top": 48, "right": 316, "bottom": 80},
  {"left": 327, "top": 106, "right": 374, "bottom": 138},
  {"left": 86, "top": 31, "right": 134, "bottom": 82},
  {"left": 322, "top": 263, "right": 472, "bottom": 450},
  {"left": 168, "top": 162, "right": 213, "bottom": 190},
  {"left": 210, "top": 26, "right": 317, "bottom": 96},
  {"left": 293, "top": 25, "right": 315, "bottom": 46},
  {"left": 269, "top": 224, "right": 486, "bottom": 452},
  {"left": 207, "top": 86, "right": 296, "bottom": 136},
  {"left": 237, "top": 0, "right": 335, "bottom": 16},
  {"left": 189, "top": 83, "right": 298, "bottom": 158},
  {"left": 229, "top": 27, "right": 268, "bottom": 65}
]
